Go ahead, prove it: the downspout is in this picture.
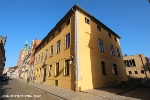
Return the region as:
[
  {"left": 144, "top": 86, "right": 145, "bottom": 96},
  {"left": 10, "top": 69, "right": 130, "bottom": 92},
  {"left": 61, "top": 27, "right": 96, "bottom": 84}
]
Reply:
[
  {"left": 72, "top": 7, "right": 78, "bottom": 91},
  {"left": 72, "top": 7, "right": 82, "bottom": 91}
]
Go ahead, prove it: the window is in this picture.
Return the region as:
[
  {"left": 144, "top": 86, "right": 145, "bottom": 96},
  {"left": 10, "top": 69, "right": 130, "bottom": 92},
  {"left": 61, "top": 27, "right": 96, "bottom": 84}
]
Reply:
[
  {"left": 116, "top": 47, "right": 121, "bottom": 58},
  {"left": 41, "top": 53, "right": 43, "bottom": 62},
  {"left": 36, "top": 69, "right": 38, "bottom": 77},
  {"left": 65, "top": 33, "right": 70, "bottom": 49},
  {"left": 48, "top": 65, "right": 52, "bottom": 76},
  {"left": 110, "top": 44, "right": 115, "bottom": 56},
  {"left": 135, "top": 71, "right": 138, "bottom": 74},
  {"left": 55, "top": 80, "right": 58, "bottom": 86},
  {"left": 38, "top": 55, "right": 40, "bottom": 63},
  {"left": 101, "top": 61, "right": 106, "bottom": 75},
  {"left": 66, "top": 19, "right": 70, "bottom": 25},
  {"left": 58, "top": 27, "right": 61, "bottom": 33},
  {"left": 124, "top": 60, "right": 128, "bottom": 67},
  {"left": 114, "top": 37, "right": 117, "bottom": 42},
  {"left": 55, "top": 63, "right": 59, "bottom": 76},
  {"left": 141, "top": 70, "right": 144, "bottom": 74},
  {"left": 128, "top": 71, "right": 132, "bottom": 74},
  {"left": 64, "top": 60, "right": 69, "bottom": 76},
  {"left": 97, "top": 25, "right": 101, "bottom": 31},
  {"left": 85, "top": 17, "right": 90, "bottom": 24},
  {"left": 98, "top": 38, "right": 104, "bottom": 52},
  {"left": 39, "top": 68, "right": 41, "bottom": 77},
  {"left": 108, "top": 33, "right": 111, "bottom": 38},
  {"left": 45, "top": 49, "right": 48, "bottom": 60},
  {"left": 52, "top": 34, "right": 54, "bottom": 38},
  {"left": 132, "top": 59, "right": 136, "bottom": 66},
  {"left": 56, "top": 40, "right": 61, "bottom": 54},
  {"left": 113, "top": 64, "right": 118, "bottom": 75},
  {"left": 50, "top": 45, "right": 53, "bottom": 57},
  {"left": 35, "top": 57, "right": 37, "bottom": 64},
  {"left": 47, "top": 39, "right": 49, "bottom": 44}
]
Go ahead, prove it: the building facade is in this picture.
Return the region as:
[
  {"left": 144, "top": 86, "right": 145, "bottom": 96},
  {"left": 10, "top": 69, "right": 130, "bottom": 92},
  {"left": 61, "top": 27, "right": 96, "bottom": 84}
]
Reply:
[
  {"left": 0, "top": 36, "right": 7, "bottom": 76},
  {"left": 21, "top": 39, "right": 41, "bottom": 80},
  {"left": 123, "top": 54, "right": 150, "bottom": 78},
  {"left": 34, "top": 4, "right": 127, "bottom": 91},
  {"left": 17, "top": 39, "right": 28, "bottom": 77}
]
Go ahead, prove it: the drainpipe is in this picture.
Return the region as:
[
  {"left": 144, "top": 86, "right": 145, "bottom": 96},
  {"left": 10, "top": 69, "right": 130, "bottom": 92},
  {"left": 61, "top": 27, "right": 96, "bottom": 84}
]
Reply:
[
  {"left": 139, "top": 55, "right": 148, "bottom": 78},
  {"left": 72, "top": 7, "right": 78, "bottom": 91}
]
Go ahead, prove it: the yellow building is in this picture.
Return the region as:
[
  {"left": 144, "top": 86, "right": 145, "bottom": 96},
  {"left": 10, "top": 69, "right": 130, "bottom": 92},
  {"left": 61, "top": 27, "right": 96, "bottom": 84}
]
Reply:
[
  {"left": 34, "top": 4, "right": 127, "bottom": 91},
  {"left": 123, "top": 54, "right": 150, "bottom": 78}
]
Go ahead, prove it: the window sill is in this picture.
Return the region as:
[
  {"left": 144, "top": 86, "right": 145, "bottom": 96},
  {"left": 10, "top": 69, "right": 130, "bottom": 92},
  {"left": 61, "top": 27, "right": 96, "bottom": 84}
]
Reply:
[
  {"left": 49, "top": 55, "right": 53, "bottom": 58},
  {"left": 64, "top": 47, "right": 70, "bottom": 50},
  {"left": 55, "top": 52, "right": 60, "bottom": 55},
  {"left": 63, "top": 75, "right": 70, "bottom": 77}
]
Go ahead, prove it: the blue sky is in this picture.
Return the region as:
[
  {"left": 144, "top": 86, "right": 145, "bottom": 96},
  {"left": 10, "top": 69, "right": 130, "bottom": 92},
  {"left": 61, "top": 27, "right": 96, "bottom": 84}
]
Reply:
[{"left": 0, "top": 0, "right": 150, "bottom": 69}]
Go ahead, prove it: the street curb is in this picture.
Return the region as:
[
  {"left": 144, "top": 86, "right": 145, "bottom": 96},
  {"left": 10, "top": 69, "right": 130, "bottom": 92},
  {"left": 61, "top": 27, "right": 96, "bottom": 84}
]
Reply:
[{"left": 16, "top": 78, "right": 68, "bottom": 100}]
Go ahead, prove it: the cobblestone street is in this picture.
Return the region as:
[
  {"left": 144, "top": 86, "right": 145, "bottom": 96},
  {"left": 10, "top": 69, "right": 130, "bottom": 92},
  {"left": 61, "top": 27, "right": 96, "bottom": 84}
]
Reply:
[
  {"left": 1, "top": 78, "right": 150, "bottom": 100},
  {"left": 0, "top": 78, "right": 64, "bottom": 100}
]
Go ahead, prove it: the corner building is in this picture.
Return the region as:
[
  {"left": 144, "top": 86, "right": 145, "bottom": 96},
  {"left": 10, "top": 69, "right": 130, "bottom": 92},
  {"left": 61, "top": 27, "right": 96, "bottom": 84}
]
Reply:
[
  {"left": 34, "top": 4, "right": 127, "bottom": 91},
  {"left": 123, "top": 54, "right": 150, "bottom": 78}
]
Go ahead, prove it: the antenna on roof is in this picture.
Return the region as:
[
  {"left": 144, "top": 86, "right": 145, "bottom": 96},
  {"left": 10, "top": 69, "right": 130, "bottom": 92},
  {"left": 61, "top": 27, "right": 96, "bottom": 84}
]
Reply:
[{"left": 124, "top": 54, "right": 127, "bottom": 56}]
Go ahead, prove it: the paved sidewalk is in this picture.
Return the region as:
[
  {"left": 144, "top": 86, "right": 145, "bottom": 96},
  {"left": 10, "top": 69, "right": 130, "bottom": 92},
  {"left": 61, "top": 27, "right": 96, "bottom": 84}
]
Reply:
[
  {"left": 15, "top": 78, "right": 148, "bottom": 100},
  {"left": 16, "top": 78, "right": 107, "bottom": 100}
]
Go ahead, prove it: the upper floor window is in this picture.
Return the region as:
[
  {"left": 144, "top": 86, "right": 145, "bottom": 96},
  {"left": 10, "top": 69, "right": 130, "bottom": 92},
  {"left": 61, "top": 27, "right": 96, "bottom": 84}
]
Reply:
[
  {"left": 35, "top": 57, "right": 37, "bottom": 64},
  {"left": 101, "top": 61, "right": 106, "bottom": 75},
  {"left": 50, "top": 45, "right": 53, "bottom": 57},
  {"left": 65, "top": 33, "right": 70, "bottom": 49},
  {"left": 114, "top": 37, "right": 117, "bottom": 42},
  {"left": 108, "top": 33, "right": 111, "bottom": 38},
  {"left": 116, "top": 47, "right": 121, "bottom": 58},
  {"left": 52, "top": 34, "right": 55, "bottom": 39},
  {"left": 41, "top": 53, "right": 43, "bottom": 62},
  {"left": 58, "top": 27, "right": 61, "bottom": 33},
  {"left": 45, "top": 49, "right": 48, "bottom": 60},
  {"left": 85, "top": 17, "right": 90, "bottom": 24},
  {"left": 110, "top": 44, "right": 115, "bottom": 56},
  {"left": 97, "top": 25, "right": 101, "bottom": 31},
  {"left": 47, "top": 39, "right": 49, "bottom": 44},
  {"left": 38, "top": 55, "right": 40, "bottom": 63},
  {"left": 66, "top": 19, "right": 70, "bottom": 25},
  {"left": 56, "top": 40, "right": 61, "bottom": 54},
  {"left": 98, "top": 38, "right": 104, "bottom": 52},
  {"left": 124, "top": 59, "right": 136, "bottom": 67}
]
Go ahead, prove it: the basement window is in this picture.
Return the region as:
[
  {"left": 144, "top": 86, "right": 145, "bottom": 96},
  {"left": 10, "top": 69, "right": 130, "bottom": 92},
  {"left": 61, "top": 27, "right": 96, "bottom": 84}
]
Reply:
[
  {"left": 55, "top": 80, "right": 58, "bottom": 86},
  {"left": 141, "top": 70, "right": 144, "bottom": 74},
  {"left": 135, "top": 71, "right": 138, "bottom": 74},
  {"left": 128, "top": 71, "right": 132, "bottom": 74}
]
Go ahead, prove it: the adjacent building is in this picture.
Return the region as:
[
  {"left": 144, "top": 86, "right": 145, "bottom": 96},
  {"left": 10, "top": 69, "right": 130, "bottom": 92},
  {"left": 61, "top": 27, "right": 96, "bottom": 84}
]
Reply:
[
  {"left": 0, "top": 36, "right": 7, "bottom": 76},
  {"left": 34, "top": 4, "right": 127, "bottom": 91},
  {"left": 17, "top": 39, "right": 28, "bottom": 77},
  {"left": 123, "top": 54, "right": 150, "bottom": 78},
  {"left": 21, "top": 39, "right": 41, "bottom": 80}
]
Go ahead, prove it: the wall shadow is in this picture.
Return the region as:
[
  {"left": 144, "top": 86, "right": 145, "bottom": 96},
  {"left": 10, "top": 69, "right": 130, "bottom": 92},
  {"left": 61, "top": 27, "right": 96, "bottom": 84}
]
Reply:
[
  {"left": 88, "top": 22, "right": 150, "bottom": 99},
  {"left": 0, "top": 78, "right": 12, "bottom": 99}
]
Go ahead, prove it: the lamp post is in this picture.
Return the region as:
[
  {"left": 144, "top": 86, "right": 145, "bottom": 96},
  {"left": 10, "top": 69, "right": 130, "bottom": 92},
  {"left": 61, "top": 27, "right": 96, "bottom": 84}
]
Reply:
[{"left": 139, "top": 55, "right": 148, "bottom": 78}]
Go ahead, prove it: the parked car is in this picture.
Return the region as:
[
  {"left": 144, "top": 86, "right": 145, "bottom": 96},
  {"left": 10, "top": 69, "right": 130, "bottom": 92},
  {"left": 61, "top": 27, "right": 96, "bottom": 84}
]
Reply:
[{"left": 1, "top": 76, "right": 9, "bottom": 81}]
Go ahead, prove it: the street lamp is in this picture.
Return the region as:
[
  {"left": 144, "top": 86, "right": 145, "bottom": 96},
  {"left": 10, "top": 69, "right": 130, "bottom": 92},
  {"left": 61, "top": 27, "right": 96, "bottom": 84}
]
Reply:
[{"left": 139, "top": 55, "right": 148, "bottom": 78}]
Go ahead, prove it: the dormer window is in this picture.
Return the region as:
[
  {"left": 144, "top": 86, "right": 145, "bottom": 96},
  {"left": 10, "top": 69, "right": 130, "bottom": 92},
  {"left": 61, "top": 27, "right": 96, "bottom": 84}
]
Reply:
[{"left": 85, "top": 17, "right": 90, "bottom": 24}]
